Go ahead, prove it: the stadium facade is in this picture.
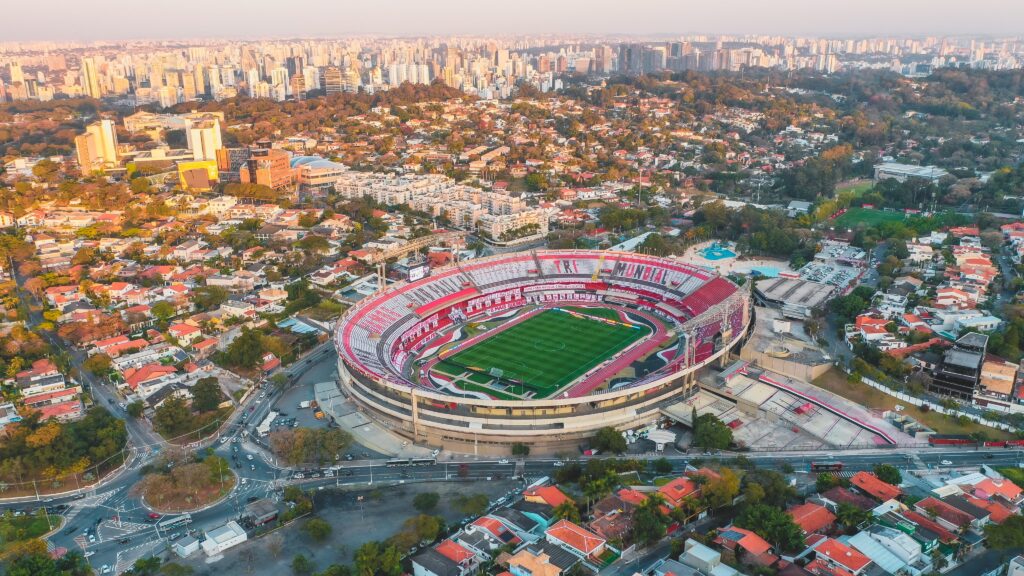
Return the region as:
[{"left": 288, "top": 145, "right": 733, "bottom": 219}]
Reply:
[{"left": 334, "top": 250, "right": 752, "bottom": 455}]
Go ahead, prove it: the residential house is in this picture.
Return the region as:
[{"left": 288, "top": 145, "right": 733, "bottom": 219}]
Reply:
[
  {"left": 806, "top": 538, "right": 873, "bottom": 576},
  {"left": 714, "top": 527, "right": 778, "bottom": 567},
  {"left": 507, "top": 541, "right": 580, "bottom": 576},
  {"left": 787, "top": 502, "right": 836, "bottom": 539},
  {"left": 544, "top": 520, "right": 606, "bottom": 563},
  {"left": 850, "top": 472, "right": 902, "bottom": 503}
]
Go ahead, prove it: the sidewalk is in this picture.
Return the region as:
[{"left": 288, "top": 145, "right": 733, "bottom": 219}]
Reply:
[{"left": 313, "top": 381, "right": 433, "bottom": 458}]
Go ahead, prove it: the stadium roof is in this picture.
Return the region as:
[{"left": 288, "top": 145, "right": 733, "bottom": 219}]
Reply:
[{"left": 290, "top": 155, "right": 346, "bottom": 170}]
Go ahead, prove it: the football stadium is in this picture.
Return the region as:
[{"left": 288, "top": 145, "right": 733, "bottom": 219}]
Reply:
[{"left": 334, "top": 249, "right": 752, "bottom": 455}]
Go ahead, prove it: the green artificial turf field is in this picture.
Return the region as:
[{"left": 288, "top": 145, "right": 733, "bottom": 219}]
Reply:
[
  {"left": 832, "top": 207, "right": 905, "bottom": 228},
  {"left": 440, "top": 308, "right": 649, "bottom": 398}
]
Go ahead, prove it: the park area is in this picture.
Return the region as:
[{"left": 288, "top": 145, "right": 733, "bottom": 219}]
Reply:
[
  {"left": 0, "top": 510, "right": 58, "bottom": 556},
  {"left": 135, "top": 454, "right": 237, "bottom": 513},
  {"left": 437, "top": 307, "right": 649, "bottom": 398},
  {"left": 812, "top": 369, "right": 1013, "bottom": 441},
  {"left": 832, "top": 207, "right": 905, "bottom": 228}
]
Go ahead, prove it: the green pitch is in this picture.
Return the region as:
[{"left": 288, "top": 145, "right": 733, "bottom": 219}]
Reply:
[
  {"left": 832, "top": 207, "right": 904, "bottom": 228},
  {"left": 440, "top": 308, "right": 649, "bottom": 398}
]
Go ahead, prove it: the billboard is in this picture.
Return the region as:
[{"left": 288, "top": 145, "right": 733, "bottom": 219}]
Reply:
[{"left": 407, "top": 263, "right": 430, "bottom": 282}]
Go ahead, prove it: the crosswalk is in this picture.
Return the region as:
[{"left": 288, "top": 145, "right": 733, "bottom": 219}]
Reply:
[{"left": 62, "top": 488, "right": 118, "bottom": 525}]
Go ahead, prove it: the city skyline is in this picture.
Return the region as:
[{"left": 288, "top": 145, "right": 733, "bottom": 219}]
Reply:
[{"left": 4, "top": 0, "right": 1024, "bottom": 42}]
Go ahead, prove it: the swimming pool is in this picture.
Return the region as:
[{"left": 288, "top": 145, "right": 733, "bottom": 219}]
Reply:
[{"left": 700, "top": 242, "right": 736, "bottom": 261}]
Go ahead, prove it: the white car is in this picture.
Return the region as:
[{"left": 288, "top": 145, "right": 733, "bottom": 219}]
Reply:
[
  {"left": 101, "top": 566, "right": 112, "bottom": 575},
  {"left": 246, "top": 454, "right": 254, "bottom": 461},
  {"left": 940, "top": 459, "right": 953, "bottom": 466},
  {"left": 498, "top": 459, "right": 510, "bottom": 465},
  {"left": 552, "top": 461, "right": 565, "bottom": 467},
  {"left": 240, "top": 478, "right": 247, "bottom": 485}
]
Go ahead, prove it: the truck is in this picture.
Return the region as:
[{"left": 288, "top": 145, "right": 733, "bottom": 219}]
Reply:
[{"left": 298, "top": 401, "right": 311, "bottom": 409}]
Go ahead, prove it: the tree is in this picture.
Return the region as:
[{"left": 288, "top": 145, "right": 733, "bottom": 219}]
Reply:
[
  {"left": 634, "top": 499, "right": 669, "bottom": 546},
  {"left": 354, "top": 541, "right": 401, "bottom": 576},
  {"left": 816, "top": 472, "right": 843, "bottom": 493},
  {"left": 151, "top": 300, "right": 176, "bottom": 322},
  {"left": 651, "top": 457, "right": 673, "bottom": 474},
  {"left": 985, "top": 514, "right": 1024, "bottom": 549},
  {"left": 83, "top": 353, "right": 112, "bottom": 375},
  {"left": 872, "top": 464, "right": 902, "bottom": 486},
  {"left": 454, "top": 493, "right": 490, "bottom": 516},
  {"left": 836, "top": 502, "right": 870, "bottom": 532},
  {"left": 303, "top": 517, "right": 333, "bottom": 543},
  {"left": 412, "top": 492, "right": 440, "bottom": 513},
  {"left": 744, "top": 469, "right": 797, "bottom": 508},
  {"left": 126, "top": 400, "right": 145, "bottom": 418},
  {"left": 152, "top": 396, "right": 193, "bottom": 438},
  {"left": 553, "top": 500, "right": 581, "bottom": 523},
  {"left": 403, "top": 514, "right": 442, "bottom": 543},
  {"left": 191, "top": 377, "right": 222, "bottom": 412},
  {"left": 592, "top": 427, "right": 627, "bottom": 454},
  {"left": 511, "top": 442, "right": 530, "bottom": 457},
  {"left": 266, "top": 533, "right": 284, "bottom": 558},
  {"left": 692, "top": 413, "right": 733, "bottom": 450},
  {"left": 703, "top": 468, "right": 740, "bottom": 508},
  {"left": 192, "top": 285, "right": 229, "bottom": 311},
  {"left": 292, "top": 553, "right": 314, "bottom": 576},
  {"left": 735, "top": 504, "right": 805, "bottom": 553}
]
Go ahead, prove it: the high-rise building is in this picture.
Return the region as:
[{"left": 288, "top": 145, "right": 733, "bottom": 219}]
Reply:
[
  {"left": 75, "top": 119, "right": 119, "bottom": 173},
  {"left": 186, "top": 117, "right": 223, "bottom": 161},
  {"left": 240, "top": 147, "right": 293, "bottom": 190},
  {"left": 81, "top": 57, "right": 102, "bottom": 99},
  {"left": 289, "top": 74, "right": 306, "bottom": 100},
  {"left": 322, "top": 67, "right": 343, "bottom": 95}
]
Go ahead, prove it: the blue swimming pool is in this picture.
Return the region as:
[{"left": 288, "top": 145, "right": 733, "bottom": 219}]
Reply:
[{"left": 700, "top": 242, "right": 736, "bottom": 261}]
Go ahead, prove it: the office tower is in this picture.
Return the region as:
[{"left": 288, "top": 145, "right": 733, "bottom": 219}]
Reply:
[
  {"left": 186, "top": 117, "right": 223, "bottom": 161},
  {"left": 302, "top": 66, "right": 320, "bottom": 91},
  {"left": 322, "top": 67, "right": 343, "bottom": 95},
  {"left": 75, "top": 119, "right": 119, "bottom": 173},
  {"left": 81, "top": 57, "right": 102, "bottom": 99}
]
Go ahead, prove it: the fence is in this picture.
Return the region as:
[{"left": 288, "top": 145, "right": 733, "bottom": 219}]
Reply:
[{"left": 859, "top": 376, "right": 1017, "bottom": 433}]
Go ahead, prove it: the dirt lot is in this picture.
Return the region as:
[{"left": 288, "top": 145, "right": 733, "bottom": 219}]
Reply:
[
  {"left": 813, "top": 368, "right": 1013, "bottom": 441},
  {"left": 181, "top": 479, "right": 523, "bottom": 575}
]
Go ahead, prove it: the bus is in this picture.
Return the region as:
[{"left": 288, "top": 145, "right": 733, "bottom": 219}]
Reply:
[
  {"left": 385, "top": 458, "right": 436, "bottom": 467},
  {"left": 157, "top": 514, "right": 191, "bottom": 532},
  {"left": 810, "top": 462, "right": 844, "bottom": 473}
]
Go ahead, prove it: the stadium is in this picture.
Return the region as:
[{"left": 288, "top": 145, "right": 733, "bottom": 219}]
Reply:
[{"left": 334, "top": 249, "right": 752, "bottom": 455}]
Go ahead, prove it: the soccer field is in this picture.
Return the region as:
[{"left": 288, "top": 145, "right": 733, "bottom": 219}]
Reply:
[
  {"left": 442, "top": 308, "right": 649, "bottom": 397},
  {"left": 833, "top": 207, "right": 904, "bottom": 228}
]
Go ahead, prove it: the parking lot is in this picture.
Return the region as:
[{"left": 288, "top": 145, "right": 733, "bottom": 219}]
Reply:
[{"left": 180, "top": 479, "right": 523, "bottom": 575}]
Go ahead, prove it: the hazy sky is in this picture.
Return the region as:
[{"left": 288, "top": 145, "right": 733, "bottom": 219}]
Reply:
[{"left": 6, "top": 0, "right": 1022, "bottom": 41}]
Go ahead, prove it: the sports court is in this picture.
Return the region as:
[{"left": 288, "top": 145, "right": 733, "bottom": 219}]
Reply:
[{"left": 438, "top": 308, "right": 649, "bottom": 397}]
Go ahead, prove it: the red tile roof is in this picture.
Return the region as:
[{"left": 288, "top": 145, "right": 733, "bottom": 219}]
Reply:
[
  {"left": 658, "top": 476, "right": 699, "bottom": 505},
  {"left": 435, "top": 539, "right": 474, "bottom": 564},
  {"left": 524, "top": 485, "right": 570, "bottom": 508},
  {"left": 850, "top": 471, "right": 901, "bottom": 502},
  {"left": 545, "top": 519, "right": 605, "bottom": 555},
  {"left": 787, "top": 502, "right": 836, "bottom": 535},
  {"left": 815, "top": 538, "right": 871, "bottom": 572}
]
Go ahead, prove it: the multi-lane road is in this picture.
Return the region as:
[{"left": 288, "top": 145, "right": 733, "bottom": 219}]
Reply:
[
  {"left": 20, "top": 435, "right": 1023, "bottom": 573},
  {"left": 4, "top": 326, "right": 1021, "bottom": 574}
]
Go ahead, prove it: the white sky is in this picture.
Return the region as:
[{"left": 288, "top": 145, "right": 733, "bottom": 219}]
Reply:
[{"left": 5, "top": 0, "right": 1022, "bottom": 41}]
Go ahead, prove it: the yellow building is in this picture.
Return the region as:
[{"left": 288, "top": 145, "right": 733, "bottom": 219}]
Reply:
[{"left": 177, "top": 160, "right": 219, "bottom": 191}]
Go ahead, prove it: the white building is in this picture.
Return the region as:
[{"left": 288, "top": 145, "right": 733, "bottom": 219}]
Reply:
[{"left": 201, "top": 521, "right": 247, "bottom": 556}]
